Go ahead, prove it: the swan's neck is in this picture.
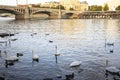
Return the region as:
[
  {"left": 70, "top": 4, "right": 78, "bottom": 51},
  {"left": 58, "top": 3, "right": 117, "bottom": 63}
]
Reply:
[
  {"left": 5, "top": 51, "right": 8, "bottom": 59},
  {"left": 32, "top": 50, "right": 34, "bottom": 57},
  {"left": 55, "top": 46, "right": 57, "bottom": 53},
  {"left": 106, "top": 59, "right": 109, "bottom": 67}
]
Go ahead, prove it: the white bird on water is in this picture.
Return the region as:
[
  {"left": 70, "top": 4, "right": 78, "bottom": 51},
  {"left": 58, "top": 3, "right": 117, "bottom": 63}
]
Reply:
[
  {"left": 32, "top": 50, "right": 39, "bottom": 62},
  {"left": 105, "top": 59, "right": 120, "bottom": 74},
  {"left": 106, "top": 67, "right": 120, "bottom": 73},
  {"left": 54, "top": 45, "right": 60, "bottom": 56},
  {"left": 69, "top": 61, "right": 82, "bottom": 67},
  {"left": 5, "top": 51, "right": 19, "bottom": 61}
]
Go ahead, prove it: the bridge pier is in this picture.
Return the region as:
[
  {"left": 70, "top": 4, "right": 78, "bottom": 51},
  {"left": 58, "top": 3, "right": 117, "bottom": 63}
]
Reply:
[
  {"left": 15, "top": 14, "right": 24, "bottom": 20},
  {"left": 15, "top": 14, "right": 30, "bottom": 20},
  {"left": 15, "top": 7, "right": 30, "bottom": 20}
]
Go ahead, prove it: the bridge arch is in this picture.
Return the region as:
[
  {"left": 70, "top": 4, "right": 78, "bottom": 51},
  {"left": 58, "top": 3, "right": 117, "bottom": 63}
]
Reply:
[
  {"left": 32, "top": 10, "right": 51, "bottom": 16},
  {"left": 62, "top": 12, "right": 78, "bottom": 19},
  {"left": 31, "top": 10, "right": 58, "bottom": 19},
  {"left": 0, "top": 8, "right": 24, "bottom": 15},
  {"left": 0, "top": 7, "right": 28, "bottom": 19}
]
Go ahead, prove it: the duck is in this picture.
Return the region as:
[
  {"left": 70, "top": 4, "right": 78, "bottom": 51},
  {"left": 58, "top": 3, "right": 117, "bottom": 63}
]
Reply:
[
  {"left": 31, "top": 33, "right": 37, "bottom": 37},
  {"left": 105, "top": 39, "right": 114, "bottom": 47},
  {"left": 16, "top": 53, "right": 23, "bottom": 57},
  {"left": 49, "top": 40, "right": 53, "bottom": 43},
  {"left": 66, "top": 73, "right": 74, "bottom": 80},
  {"left": 106, "top": 43, "right": 114, "bottom": 46},
  {"left": 0, "top": 76, "right": 5, "bottom": 80}
]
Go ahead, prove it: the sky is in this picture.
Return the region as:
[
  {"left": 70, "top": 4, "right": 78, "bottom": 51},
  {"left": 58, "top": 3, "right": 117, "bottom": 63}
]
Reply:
[{"left": 0, "top": 0, "right": 109, "bottom": 6}]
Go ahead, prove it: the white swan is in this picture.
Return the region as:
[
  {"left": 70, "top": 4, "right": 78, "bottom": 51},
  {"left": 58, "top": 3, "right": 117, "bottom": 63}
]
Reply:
[
  {"left": 32, "top": 50, "right": 39, "bottom": 62},
  {"left": 9, "top": 37, "right": 18, "bottom": 41},
  {"left": 0, "top": 39, "right": 7, "bottom": 46},
  {"left": 70, "top": 61, "right": 82, "bottom": 67},
  {"left": 5, "top": 51, "right": 19, "bottom": 61},
  {"left": 55, "top": 45, "right": 60, "bottom": 56},
  {"left": 106, "top": 67, "right": 120, "bottom": 73},
  {"left": 0, "top": 39, "right": 7, "bottom": 43},
  {"left": 105, "top": 60, "right": 120, "bottom": 74}
]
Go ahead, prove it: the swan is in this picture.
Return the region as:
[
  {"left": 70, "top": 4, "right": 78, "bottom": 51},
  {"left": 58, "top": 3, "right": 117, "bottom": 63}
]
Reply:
[
  {"left": 105, "top": 60, "right": 120, "bottom": 75},
  {"left": 105, "top": 39, "right": 114, "bottom": 47},
  {"left": 0, "top": 39, "right": 7, "bottom": 43},
  {"left": 4, "top": 51, "right": 19, "bottom": 67},
  {"left": 0, "top": 50, "right": 1, "bottom": 57},
  {"left": 70, "top": 61, "right": 82, "bottom": 67},
  {"left": 0, "top": 39, "right": 7, "bottom": 46},
  {"left": 8, "top": 56, "right": 19, "bottom": 61},
  {"left": 5, "top": 51, "right": 19, "bottom": 61},
  {"left": 9, "top": 38, "right": 18, "bottom": 41},
  {"left": 106, "top": 67, "right": 120, "bottom": 74},
  {"left": 32, "top": 50, "right": 39, "bottom": 62},
  {"left": 54, "top": 45, "right": 60, "bottom": 56}
]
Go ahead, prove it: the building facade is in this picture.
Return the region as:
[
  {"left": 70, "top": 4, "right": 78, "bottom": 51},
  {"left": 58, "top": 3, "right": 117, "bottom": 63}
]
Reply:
[
  {"left": 60, "top": 0, "right": 88, "bottom": 11},
  {"left": 41, "top": 1, "right": 59, "bottom": 8},
  {"left": 41, "top": 0, "right": 88, "bottom": 11},
  {"left": 80, "top": 1, "right": 88, "bottom": 11}
]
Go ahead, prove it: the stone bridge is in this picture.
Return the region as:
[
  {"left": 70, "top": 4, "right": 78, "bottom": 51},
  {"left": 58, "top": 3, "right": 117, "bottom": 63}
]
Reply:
[{"left": 0, "top": 5, "right": 81, "bottom": 19}]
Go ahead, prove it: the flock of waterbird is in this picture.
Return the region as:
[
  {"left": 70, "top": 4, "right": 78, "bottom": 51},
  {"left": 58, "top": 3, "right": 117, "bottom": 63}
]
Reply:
[
  {"left": 0, "top": 32, "right": 120, "bottom": 80},
  {"left": 0, "top": 32, "right": 82, "bottom": 80},
  {"left": 0, "top": 32, "right": 80, "bottom": 68}
]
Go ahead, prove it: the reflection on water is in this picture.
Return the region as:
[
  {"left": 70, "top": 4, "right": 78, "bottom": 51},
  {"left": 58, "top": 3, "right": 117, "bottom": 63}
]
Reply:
[{"left": 0, "top": 18, "right": 120, "bottom": 80}]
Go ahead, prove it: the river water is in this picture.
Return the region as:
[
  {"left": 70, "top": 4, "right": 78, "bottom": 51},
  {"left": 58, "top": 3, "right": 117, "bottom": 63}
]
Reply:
[{"left": 0, "top": 17, "right": 120, "bottom": 80}]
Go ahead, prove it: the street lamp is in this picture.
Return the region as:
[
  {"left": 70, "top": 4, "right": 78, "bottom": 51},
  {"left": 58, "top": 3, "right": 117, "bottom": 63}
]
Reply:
[
  {"left": 26, "top": 0, "right": 28, "bottom": 6},
  {"left": 26, "top": 0, "right": 29, "bottom": 8},
  {"left": 58, "top": 1, "right": 61, "bottom": 18},
  {"left": 16, "top": 0, "right": 18, "bottom": 6}
]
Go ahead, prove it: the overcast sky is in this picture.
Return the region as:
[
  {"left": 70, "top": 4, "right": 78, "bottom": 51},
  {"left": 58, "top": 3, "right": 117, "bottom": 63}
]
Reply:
[{"left": 0, "top": 0, "right": 109, "bottom": 6}]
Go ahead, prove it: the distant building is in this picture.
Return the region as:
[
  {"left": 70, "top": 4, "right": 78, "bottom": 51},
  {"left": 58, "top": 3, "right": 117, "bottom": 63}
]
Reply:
[
  {"left": 41, "top": 1, "right": 59, "bottom": 8},
  {"left": 60, "top": 0, "right": 88, "bottom": 11},
  {"left": 41, "top": 0, "right": 88, "bottom": 11},
  {"left": 18, "top": 4, "right": 41, "bottom": 8},
  {"left": 80, "top": 1, "right": 88, "bottom": 11},
  {"left": 18, "top": 4, "right": 28, "bottom": 8},
  {"left": 29, "top": 4, "right": 41, "bottom": 8},
  {"left": 60, "top": 0, "right": 80, "bottom": 10},
  {"left": 106, "top": 0, "right": 120, "bottom": 11}
]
